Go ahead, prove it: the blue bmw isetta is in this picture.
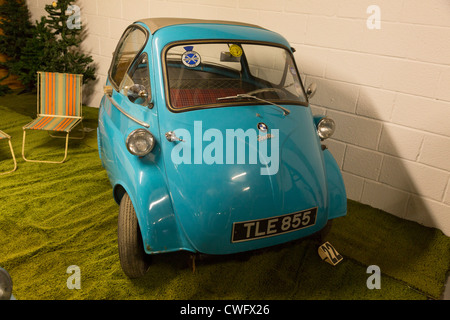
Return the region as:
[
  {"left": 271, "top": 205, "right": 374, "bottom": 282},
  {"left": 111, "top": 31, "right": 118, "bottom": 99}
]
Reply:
[{"left": 98, "top": 18, "right": 347, "bottom": 278}]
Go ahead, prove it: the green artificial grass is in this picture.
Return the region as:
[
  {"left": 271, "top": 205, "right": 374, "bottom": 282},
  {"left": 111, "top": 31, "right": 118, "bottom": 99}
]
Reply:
[{"left": 0, "top": 91, "right": 449, "bottom": 300}]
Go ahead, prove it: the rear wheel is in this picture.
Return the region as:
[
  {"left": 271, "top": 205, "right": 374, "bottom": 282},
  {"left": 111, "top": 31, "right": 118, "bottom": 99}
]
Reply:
[{"left": 118, "top": 193, "right": 151, "bottom": 278}]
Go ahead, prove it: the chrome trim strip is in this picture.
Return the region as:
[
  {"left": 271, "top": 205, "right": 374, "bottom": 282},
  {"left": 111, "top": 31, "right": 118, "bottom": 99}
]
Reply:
[{"left": 105, "top": 94, "right": 150, "bottom": 128}]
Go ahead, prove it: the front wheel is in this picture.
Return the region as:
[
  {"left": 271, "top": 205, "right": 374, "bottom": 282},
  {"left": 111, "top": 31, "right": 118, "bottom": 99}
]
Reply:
[{"left": 118, "top": 193, "right": 151, "bottom": 278}]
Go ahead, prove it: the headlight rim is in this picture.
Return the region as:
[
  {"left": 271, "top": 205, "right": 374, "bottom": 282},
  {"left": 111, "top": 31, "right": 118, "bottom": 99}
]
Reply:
[
  {"left": 317, "top": 117, "right": 336, "bottom": 140},
  {"left": 126, "top": 128, "right": 155, "bottom": 157}
]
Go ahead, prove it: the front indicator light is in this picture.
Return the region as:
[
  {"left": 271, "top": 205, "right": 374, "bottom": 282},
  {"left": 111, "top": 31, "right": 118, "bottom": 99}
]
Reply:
[
  {"left": 126, "top": 129, "right": 155, "bottom": 156},
  {"left": 317, "top": 117, "right": 336, "bottom": 140}
]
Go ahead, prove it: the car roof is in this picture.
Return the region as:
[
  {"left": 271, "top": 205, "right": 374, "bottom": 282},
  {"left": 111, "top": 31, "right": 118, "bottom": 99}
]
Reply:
[{"left": 137, "top": 17, "right": 265, "bottom": 34}]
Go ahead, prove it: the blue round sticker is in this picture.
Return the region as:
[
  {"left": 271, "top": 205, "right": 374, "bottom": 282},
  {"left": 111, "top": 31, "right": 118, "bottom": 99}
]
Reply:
[{"left": 182, "top": 50, "right": 201, "bottom": 67}]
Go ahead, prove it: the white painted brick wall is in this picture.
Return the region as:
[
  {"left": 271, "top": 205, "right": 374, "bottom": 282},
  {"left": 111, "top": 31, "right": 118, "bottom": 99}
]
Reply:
[
  {"left": 377, "top": 123, "right": 424, "bottom": 161},
  {"left": 25, "top": 0, "right": 450, "bottom": 236},
  {"left": 379, "top": 156, "right": 449, "bottom": 202},
  {"left": 361, "top": 180, "right": 410, "bottom": 218},
  {"left": 343, "top": 145, "right": 383, "bottom": 180}
]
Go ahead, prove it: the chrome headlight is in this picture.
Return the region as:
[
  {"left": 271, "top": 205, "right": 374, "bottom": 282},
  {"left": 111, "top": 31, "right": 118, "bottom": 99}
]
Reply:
[
  {"left": 126, "top": 129, "right": 155, "bottom": 156},
  {"left": 0, "top": 267, "right": 13, "bottom": 300},
  {"left": 317, "top": 117, "right": 336, "bottom": 140}
]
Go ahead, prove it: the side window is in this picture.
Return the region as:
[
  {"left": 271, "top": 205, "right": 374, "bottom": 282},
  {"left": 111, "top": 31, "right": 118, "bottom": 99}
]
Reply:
[
  {"left": 120, "top": 53, "right": 152, "bottom": 107},
  {"left": 109, "top": 27, "right": 147, "bottom": 88}
]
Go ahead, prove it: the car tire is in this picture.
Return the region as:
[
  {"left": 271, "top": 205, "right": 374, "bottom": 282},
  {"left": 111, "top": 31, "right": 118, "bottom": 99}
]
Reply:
[{"left": 118, "top": 193, "right": 151, "bottom": 278}]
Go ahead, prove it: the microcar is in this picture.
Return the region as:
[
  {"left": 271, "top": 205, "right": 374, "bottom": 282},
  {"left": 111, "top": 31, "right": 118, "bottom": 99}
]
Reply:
[{"left": 97, "top": 18, "right": 347, "bottom": 278}]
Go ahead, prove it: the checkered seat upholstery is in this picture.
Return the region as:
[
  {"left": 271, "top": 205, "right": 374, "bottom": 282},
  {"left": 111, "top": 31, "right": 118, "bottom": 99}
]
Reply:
[{"left": 170, "top": 88, "right": 246, "bottom": 108}]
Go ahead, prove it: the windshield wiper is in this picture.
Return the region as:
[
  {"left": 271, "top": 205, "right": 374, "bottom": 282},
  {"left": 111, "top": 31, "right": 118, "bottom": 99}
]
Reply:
[{"left": 217, "top": 93, "right": 290, "bottom": 116}]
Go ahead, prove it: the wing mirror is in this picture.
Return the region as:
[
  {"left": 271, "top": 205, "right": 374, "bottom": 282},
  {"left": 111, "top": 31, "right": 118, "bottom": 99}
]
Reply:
[
  {"left": 126, "top": 84, "right": 151, "bottom": 107},
  {"left": 127, "top": 84, "right": 148, "bottom": 98},
  {"left": 306, "top": 83, "right": 317, "bottom": 99}
]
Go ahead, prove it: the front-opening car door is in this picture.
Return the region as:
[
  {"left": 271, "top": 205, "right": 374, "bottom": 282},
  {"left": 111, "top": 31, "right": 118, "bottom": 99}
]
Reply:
[
  {"left": 100, "top": 25, "right": 154, "bottom": 171},
  {"left": 157, "top": 42, "right": 329, "bottom": 254}
]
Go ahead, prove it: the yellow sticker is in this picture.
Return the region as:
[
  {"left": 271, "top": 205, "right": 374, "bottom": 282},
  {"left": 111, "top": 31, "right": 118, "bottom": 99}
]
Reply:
[{"left": 229, "top": 45, "right": 243, "bottom": 57}]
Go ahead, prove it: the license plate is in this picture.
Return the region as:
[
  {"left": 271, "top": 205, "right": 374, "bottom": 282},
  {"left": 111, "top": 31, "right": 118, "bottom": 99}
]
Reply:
[{"left": 231, "top": 207, "right": 318, "bottom": 243}]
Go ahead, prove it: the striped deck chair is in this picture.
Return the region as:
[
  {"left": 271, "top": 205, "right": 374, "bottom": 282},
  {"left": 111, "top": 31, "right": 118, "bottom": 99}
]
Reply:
[
  {"left": 22, "top": 72, "right": 84, "bottom": 164},
  {"left": 0, "top": 130, "right": 17, "bottom": 175}
]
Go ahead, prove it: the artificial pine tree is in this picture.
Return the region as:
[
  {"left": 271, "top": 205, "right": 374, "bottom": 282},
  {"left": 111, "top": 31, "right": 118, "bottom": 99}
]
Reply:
[
  {"left": 0, "top": 0, "right": 34, "bottom": 94},
  {"left": 7, "top": 0, "right": 95, "bottom": 91},
  {"left": 12, "top": 16, "right": 54, "bottom": 91},
  {"left": 41, "top": 0, "right": 95, "bottom": 83}
]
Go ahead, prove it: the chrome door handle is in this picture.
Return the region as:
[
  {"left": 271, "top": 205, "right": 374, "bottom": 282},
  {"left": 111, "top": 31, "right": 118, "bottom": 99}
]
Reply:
[{"left": 165, "top": 131, "right": 184, "bottom": 142}]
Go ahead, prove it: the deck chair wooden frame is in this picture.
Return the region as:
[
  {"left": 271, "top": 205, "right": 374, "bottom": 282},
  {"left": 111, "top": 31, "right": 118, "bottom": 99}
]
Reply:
[
  {"left": 22, "top": 71, "right": 84, "bottom": 164},
  {"left": 0, "top": 130, "right": 17, "bottom": 175}
]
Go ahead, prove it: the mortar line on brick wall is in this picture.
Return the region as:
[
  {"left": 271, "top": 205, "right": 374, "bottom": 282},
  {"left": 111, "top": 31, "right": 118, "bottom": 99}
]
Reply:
[
  {"left": 387, "top": 121, "right": 450, "bottom": 140},
  {"left": 375, "top": 154, "right": 384, "bottom": 182},
  {"left": 340, "top": 140, "right": 450, "bottom": 187},
  {"left": 340, "top": 142, "right": 384, "bottom": 171},
  {"left": 307, "top": 74, "right": 430, "bottom": 108},
  {"left": 303, "top": 11, "right": 450, "bottom": 30},
  {"left": 375, "top": 122, "right": 383, "bottom": 151},
  {"left": 443, "top": 177, "right": 450, "bottom": 205},
  {"left": 394, "top": 90, "right": 450, "bottom": 106},
  {"left": 353, "top": 86, "right": 361, "bottom": 113},
  {"left": 394, "top": 20, "right": 450, "bottom": 30},
  {"left": 325, "top": 107, "right": 384, "bottom": 127},
  {"left": 388, "top": 94, "right": 398, "bottom": 122},
  {"left": 415, "top": 135, "right": 426, "bottom": 163},
  {"left": 409, "top": 192, "right": 450, "bottom": 211},
  {"left": 358, "top": 178, "right": 366, "bottom": 202},
  {"left": 361, "top": 183, "right": 414, "bottom": 220},
  {"left": 297, "top": 42, "right": 450, "bottom": 68},
  {"left": 342, "top": 169, "right": 365, "bottom": 202},
  {"left": 311, "top": 95, "right": 449, "bottom": 152},
  {"left": 379, "top": 156, "right": 450, "bottom": 204},
  {"left": 379, "top": 121, "right": 439, "bottom": 138},
  {"left": 299, "top": 14, "right": 367, "bottom": 22},
  {"left": 402, "top": 193, "right": 412, "bottom": 220},
  {"left": 416, "top": 161, "right": 450, "bottom": 179},
  {"left": 383, "top": 152, "right": 450, "bottom": 176},
  {"left": 354, "top": 16, "right": 449, "bottom": 30},
  {"left": 376, "top": 179, "right": 447, "bottom": 209},
  {"left": 436, "top": 68, "right": 449, "bottom": 98},
  {"left": 305, "top": 78, "right": 384, "bottom": 111},
  {"left": 374, "top": 180, "right": 424, "bottom": 212},
  {"left": 308, "top": 86, "right": 365, "bottom": 111},
  {"left": 311, "top": 75, "right": 450, "bottom": 107},
  {"left": 341, "top": 143, "right": 348, "bottom": 171}
]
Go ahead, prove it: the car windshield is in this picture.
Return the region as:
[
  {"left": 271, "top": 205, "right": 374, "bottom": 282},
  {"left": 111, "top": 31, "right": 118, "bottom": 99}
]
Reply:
[{"left": 164, "top": 42, "right": 308, "bottom": 110}]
